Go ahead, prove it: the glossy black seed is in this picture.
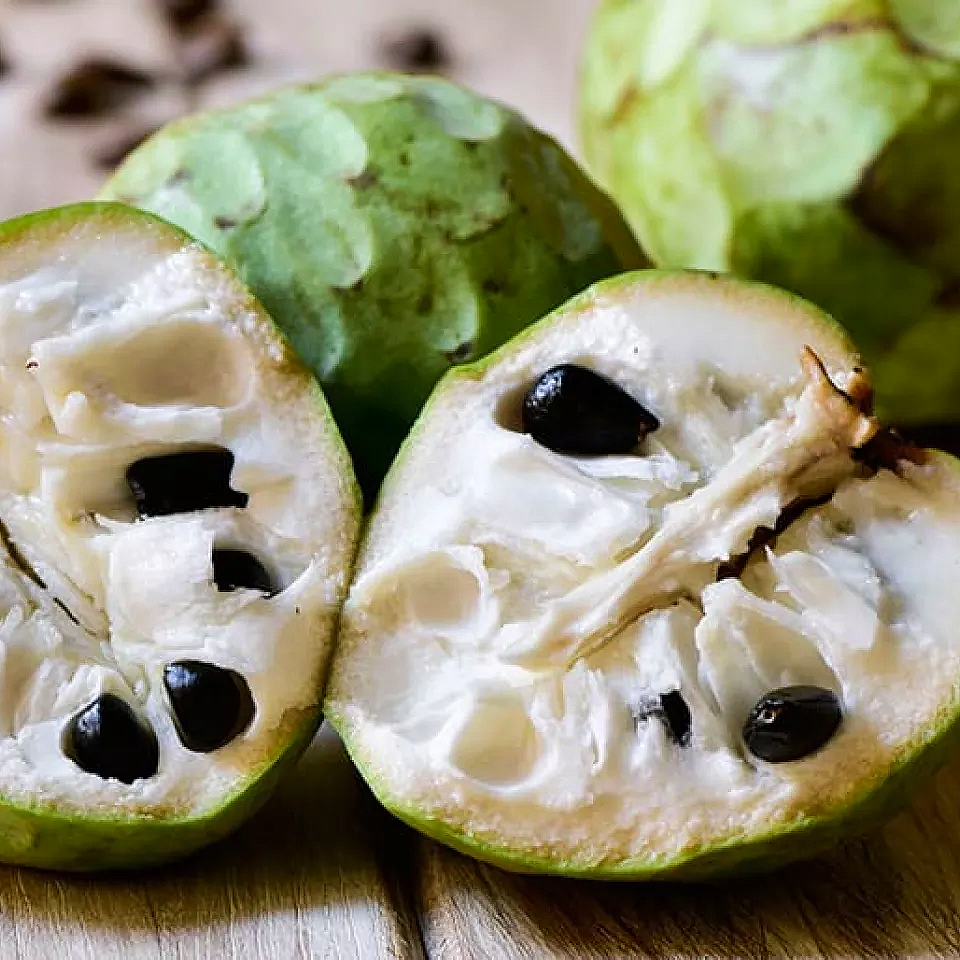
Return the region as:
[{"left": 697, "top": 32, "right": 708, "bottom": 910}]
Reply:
[
  {"left": 164, "top": 660, "right": 255, "bottom": 753},
  {"left": 659, "top": 690, "right": 692, "bottom": 746},
  {"left": 126, "top": 449, "right": 248, "bottom": 517},
  {"left": 212, "top": 549, "right": 275, "bottom": 595},
  {"left": 743, "top": 686, "right": 842, "bottom": 763},
  {"left": 63, "top": 694, "right": 159, "bottom": 784},
  {"left": 633, "top": 690, "right": 691, "bottom": 747},
  {"left": 522, "top": 364, "right": 659, "bottom": 455}
]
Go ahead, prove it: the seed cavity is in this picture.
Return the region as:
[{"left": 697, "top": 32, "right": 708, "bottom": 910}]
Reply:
[
  {"left": 63, "top": 694, "right": 160, "bottom": 784},
  {"left": 164, "top": 660, "right": 255, "bottom": 753},
  {"left": 126, "top": 449, "right": 248, "bottom": 517},
  {"left": 522, "top": 364, "right": 659, "bottom": 456},
  {"left": 633, "top": 690, "right": 692, "bottom": 746},
  {"left": 742, "top": 685, "right": 842, "bottom": 763},
  {"left": 212, "top": 549, "right": 275, "bottom": 595}
]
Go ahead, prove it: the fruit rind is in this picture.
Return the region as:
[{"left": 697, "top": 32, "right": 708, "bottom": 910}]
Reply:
[
  {"left": 326, "top": 269, "right": 960, "bottom": 879},
  {"left": 0, "top": 202, "right": 361, "bottom": 870}
]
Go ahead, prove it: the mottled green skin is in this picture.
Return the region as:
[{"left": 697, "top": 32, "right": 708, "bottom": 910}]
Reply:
[
  {"left": 0, "top": 204, "right": 358, "bottom": 871},
  {"left": 100, "top": 73, "right": 649, "bottom": 499},
  {"left": 327, "top": 270, "right": 960, "bottom": 880},
  {"left": 580, "top": 0, "right": 960, "bottom": 427}
]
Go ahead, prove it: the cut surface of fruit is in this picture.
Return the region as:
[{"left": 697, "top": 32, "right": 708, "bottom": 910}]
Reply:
[
  {"left": 0, "top": 203, "right": 359, "bottom": 870},
  {"left": 326, "top": 270, "right": 960, "bottom": 879}
]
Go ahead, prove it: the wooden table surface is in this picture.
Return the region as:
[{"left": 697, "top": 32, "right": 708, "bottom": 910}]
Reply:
[
  {"left": 4, "top": 722, "right": 960, "bottom": 959},
  {"left": 4, "top": 1, "right": 960, "bottom": 957}
]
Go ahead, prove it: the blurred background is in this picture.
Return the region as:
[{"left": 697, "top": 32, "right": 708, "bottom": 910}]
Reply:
[{"left": 0, "top": 0, "right": 595, "bottom": 219}]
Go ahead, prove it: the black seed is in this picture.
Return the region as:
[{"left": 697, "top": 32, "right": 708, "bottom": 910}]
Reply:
[
  {"left": 179, "top": 14, "right": 249, "bottom": 84},
  {"left": 743, "top": 686, "right": 842, "bottom": 763},
  {"left": 126, "top": 449, "right": 248, "bottom": 517},
  {"left": 164, "top": 660, "right": 255, "bottom": 753},
  {"left": 659, "top": 690, "right": 692, "bottom": 746},
  {"left": 212, "top": 549, "right": 275, "bottom": 595},
  {"left": 380, "top": 28, "right": 451, "bottom": 73},
  {"left": 43, "top": 58, "right": 154, "bottom": 119},
  {"left": 633, "top": 690, "right": 691, "bottom": 747},
  {"left": 522, "top": 364, "right": 659, "bottom": 455},
  {"left": 156, "top": 0, "right": 217, "bottom": 32},
  {"left": 63, "top": 694, "right": 159, "bottom": 784}
]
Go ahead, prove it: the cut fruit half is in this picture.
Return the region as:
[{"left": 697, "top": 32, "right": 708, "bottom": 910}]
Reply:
[
  {"left": 0, "top": 203, "right": 360, "bottom": 870},
  {"left": 326, "top": 270, "right": 960, "bottom": 879}
]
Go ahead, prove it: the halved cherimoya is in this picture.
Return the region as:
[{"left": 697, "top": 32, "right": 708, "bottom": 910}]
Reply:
[
  {"left": 0, "top": 204, "right": 359, "bottom": 870},
  {"left": 326, "top": 270, "right": 960, "bottom": 879}
]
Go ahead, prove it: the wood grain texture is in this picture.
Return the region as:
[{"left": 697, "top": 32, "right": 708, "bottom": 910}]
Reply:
[
  {"left": 0, "top": 727, "right": 423, "bottom": 960},
  {"left": 415, "top": 749, "right": 960, "bottom": 959}
]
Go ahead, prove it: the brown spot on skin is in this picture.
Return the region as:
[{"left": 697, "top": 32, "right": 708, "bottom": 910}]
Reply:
[
  {"left": 380, "top": 28, "right": 451, "bottom": 73},
  {"left": 168, "top": 168, "right": 190, "bottom": 186},
  {"left": 482, "top": 278, "right": 503, "bottom": 295},
  {"left": 398, "top": 151, "right": 411, "bottom": 167},
  {"left": 416, "top": 293, "right": 434, "bottom": 315},
  {"left": 797, "top": 17, "right": 926, "bottom": 55},
  {"left": 349, "top": 168, "right": 379, "bottom": 190},
  {"left": 444, "top": 341, "right": 474, "bottom": 364},
  {"left": 214, "top": 215, "right": 237, "bottom": 229},
  {"left": 43, "top": 59, "right": 154, "bottom": 119}
]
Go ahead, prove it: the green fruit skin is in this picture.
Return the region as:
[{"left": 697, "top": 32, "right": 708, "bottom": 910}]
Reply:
[
  {"left": 0, "top": 203, "right": 360, "bottom": 871},
  {"left": 326, "top": 269, "right": 960, "bottom": 880},
  {"left": 579, "top": 0, "right": 960, "bottom": 428},
  {"left": 99, "top": 73, "right": 650, "bottom": 501},
  {"left": 0, "top": 712, "right": 318, "bottom": 872}
]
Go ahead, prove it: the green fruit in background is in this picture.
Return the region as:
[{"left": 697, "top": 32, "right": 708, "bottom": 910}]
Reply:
[
  {"left": 100, "top": 73, "right": 649, "bottom": 500},
  {"left": 0, "top": 203, "right": 359, "bottom": 870},
  {"left": 326, "top": 269, "right": 960, "bottom": 879},
  {"left": 580, "top": 0, "right": 960, "bottom": 429}
]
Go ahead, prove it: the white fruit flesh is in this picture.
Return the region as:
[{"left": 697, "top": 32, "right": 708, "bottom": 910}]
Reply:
[
  {"left": 328, "top": 273, "right": 960, "bottom": 869},
  {"left": 0, "top": 210, "right": 356, "bottom": 817}
]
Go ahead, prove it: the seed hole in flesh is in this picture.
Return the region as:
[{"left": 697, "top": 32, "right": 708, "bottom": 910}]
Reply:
[
  {"left": 521, "top": 364, "right": 659, "bottom": 456},
  {"left": 633, "top": 690, "right": 691, "bottom": 746},
  {"left": 126, "top": 449, "right": 248, "bottom": 518},
  {"left": 62, "top": 694, "right": 160, "bottom": 784},
  {"left": 212, "top": 549, "right": 275, "bottom": 595},
  {"left": 164, "top": 660, "right": 255, "bottom": 753},
  {"left": 742, "top": 685, "right": 842, "bottom": 763}
]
